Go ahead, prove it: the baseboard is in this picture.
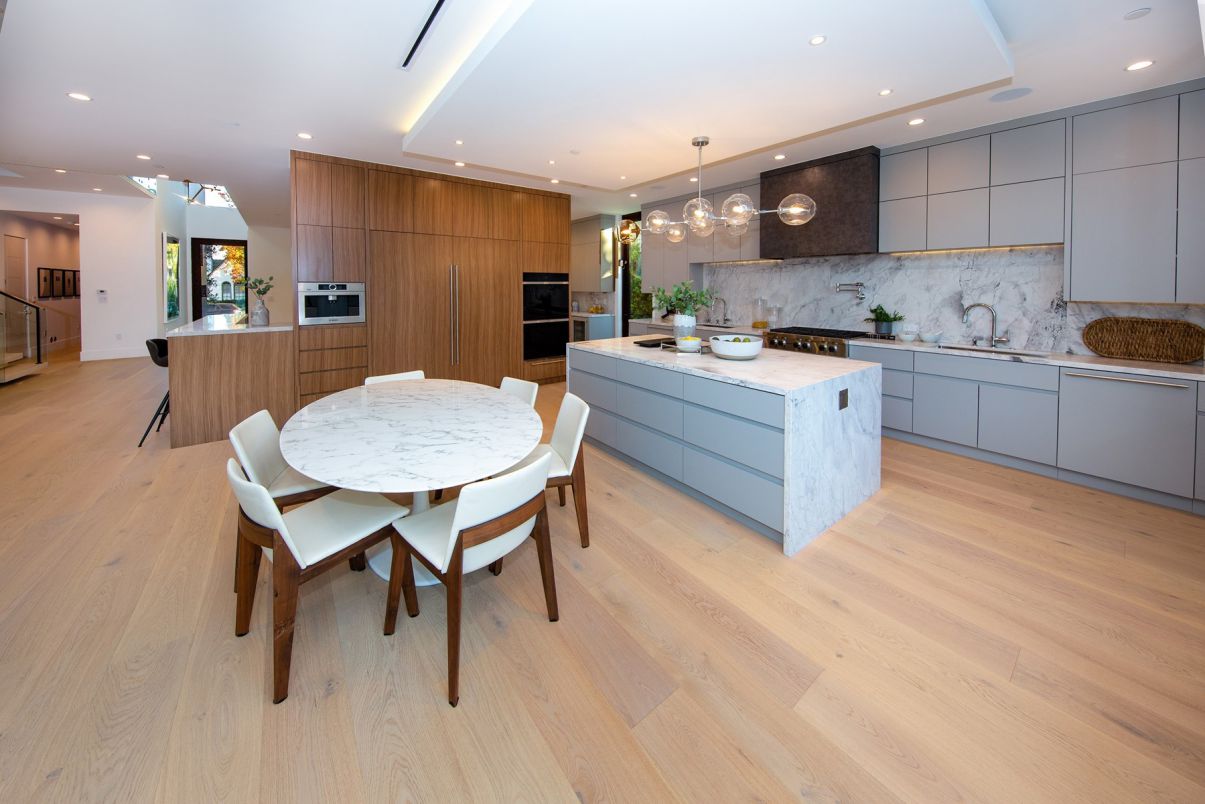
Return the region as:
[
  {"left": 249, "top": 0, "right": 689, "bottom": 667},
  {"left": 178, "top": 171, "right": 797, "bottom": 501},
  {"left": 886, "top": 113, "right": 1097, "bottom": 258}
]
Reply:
[
  {"left": 883, "top": 429, "right": 1058, "bottom": 478},
  {"left": 80, "top": 346, "right": 148, "bottom": 361}
]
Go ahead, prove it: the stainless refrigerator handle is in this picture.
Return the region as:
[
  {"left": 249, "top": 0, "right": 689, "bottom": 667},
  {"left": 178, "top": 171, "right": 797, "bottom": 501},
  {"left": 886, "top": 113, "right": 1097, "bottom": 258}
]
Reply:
[
  {"left": 453, "top": 263, "right": 460, "bottom": 365},
  {"left": 449, "top": 264, "right": 455, "bottom": 364},
  {"left": 1063, "top": 371, "right": 1189, "bottom": 390}
]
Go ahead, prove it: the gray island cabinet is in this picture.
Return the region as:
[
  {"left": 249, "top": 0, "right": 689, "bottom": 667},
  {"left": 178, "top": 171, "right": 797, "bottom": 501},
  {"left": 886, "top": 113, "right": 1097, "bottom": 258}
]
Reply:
[{"left": 568, "top": 338, "right": 881, "bottom": 555}]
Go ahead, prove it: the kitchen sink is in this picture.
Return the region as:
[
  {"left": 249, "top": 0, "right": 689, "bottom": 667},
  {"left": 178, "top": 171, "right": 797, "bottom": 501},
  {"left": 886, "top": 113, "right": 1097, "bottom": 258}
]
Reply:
[
  {"left": 936, "top": 343, "right": 1050, "bottom": 358},
  {"left": 702, "top": 321, "right": 737, "bottom": 328}
]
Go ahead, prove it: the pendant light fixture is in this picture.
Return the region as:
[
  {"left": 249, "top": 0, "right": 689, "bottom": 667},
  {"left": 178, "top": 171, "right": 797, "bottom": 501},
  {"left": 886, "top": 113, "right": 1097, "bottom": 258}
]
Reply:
[{"left": 637, "top": 136, "right": 816, "bottom": 242}]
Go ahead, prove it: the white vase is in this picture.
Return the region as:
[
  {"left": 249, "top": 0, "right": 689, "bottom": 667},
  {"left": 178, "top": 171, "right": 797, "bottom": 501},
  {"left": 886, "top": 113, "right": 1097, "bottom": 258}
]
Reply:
[
  {"left": 250, "top": 298, "right": 270, "bottom": 326},
  {"left": 672, "top": 313, "right": 696, "bottom": 339}
]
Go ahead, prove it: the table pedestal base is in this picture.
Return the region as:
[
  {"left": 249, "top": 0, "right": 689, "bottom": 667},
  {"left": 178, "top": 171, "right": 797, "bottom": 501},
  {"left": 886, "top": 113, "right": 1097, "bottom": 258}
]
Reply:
[{"left": 366, "top": 490, "right": 440, "bottom": 587}]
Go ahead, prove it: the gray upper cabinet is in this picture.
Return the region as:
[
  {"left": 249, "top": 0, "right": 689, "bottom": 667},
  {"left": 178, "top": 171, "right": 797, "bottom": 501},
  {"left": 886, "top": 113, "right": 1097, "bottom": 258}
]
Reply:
[
  {"left": 1178, "top": 158, "right": 1205, "bottom": 304},
  {"left": 927, "top": 135, "right": 989, "bottom": 194},
  {"left": 1072, "top": 96, "right": 1179, "bottom": 174},
  {"left": 927, "top": 188, "right": 988, "bottom": 249},
  {"left": 1070, "top": 162, "right": 1177, "bottom": 302},
  {"left": 1181, "top": 90, "right": 1205, "bottom": 160},
  {"left": 879, "top": 149, "right": 927, "bottom": 200},
  {"left": 990, "top": 120, "right": 1066, "bottom": 185},
  {"left": 879, "top": 197, "right": 926, "bottom": 252},
  {"left": 989, "top": 177, "right": 1064, "bottom": 246}
]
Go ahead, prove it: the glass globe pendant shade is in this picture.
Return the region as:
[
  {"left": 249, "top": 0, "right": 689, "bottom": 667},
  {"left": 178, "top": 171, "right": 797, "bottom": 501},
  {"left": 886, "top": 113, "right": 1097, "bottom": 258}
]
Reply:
[
  {"left": 665, "top": 222, "right": 687, "bottom": 243},
  {"left": 725, "top": 220, "right": 748, "bottom": 237},
  {"left": 692, "top": 215, "right": 716, "bottom": 237},
  {"left": 777, "top": 193, "right": 816, "bottom": 226},
  {"left": 682, "top": 196, "right": 714, "bottom": 232},
  {"left": 645, "top": 209, "right": 670, "bottom": 234},
  {"left": 617, "top": 219, "right": 640, "bottom": 245},
  {"left": 721, "top": 193, "right": 756, "bottom": 226}
]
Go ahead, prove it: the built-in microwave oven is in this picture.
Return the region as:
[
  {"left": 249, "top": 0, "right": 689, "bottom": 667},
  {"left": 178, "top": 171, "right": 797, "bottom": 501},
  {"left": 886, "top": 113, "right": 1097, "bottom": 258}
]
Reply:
[{"left": 297, "top": 282, "right": 365, "bottom": 326}]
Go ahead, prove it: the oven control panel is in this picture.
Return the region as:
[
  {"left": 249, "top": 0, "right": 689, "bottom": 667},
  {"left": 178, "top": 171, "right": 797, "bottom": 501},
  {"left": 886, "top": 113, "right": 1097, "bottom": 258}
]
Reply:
[{"left": 762, "top": 332, "right": 848, "bottom": 357}]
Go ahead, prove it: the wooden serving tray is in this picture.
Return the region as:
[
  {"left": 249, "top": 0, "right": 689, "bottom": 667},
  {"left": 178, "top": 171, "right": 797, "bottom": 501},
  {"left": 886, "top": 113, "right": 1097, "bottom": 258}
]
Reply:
[{"left": 1082, "top": 317, "right": 1205, "bottom": 364}]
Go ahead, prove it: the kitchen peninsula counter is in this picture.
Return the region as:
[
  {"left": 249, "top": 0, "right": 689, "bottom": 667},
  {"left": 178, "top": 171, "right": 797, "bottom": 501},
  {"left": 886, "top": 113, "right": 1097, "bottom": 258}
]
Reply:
[{"left": 568, "top": 338, "right": 881, "bottom": 554}]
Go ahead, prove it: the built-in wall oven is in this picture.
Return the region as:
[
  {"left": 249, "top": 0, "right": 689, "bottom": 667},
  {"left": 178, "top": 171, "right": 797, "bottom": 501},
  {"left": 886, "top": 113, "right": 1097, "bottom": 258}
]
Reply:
[
  {"left": 297, "top": 282, "right": 366, "bottom": 325},
  {"left": 522, "top": 272, "right": 569, "bottom": 360}
]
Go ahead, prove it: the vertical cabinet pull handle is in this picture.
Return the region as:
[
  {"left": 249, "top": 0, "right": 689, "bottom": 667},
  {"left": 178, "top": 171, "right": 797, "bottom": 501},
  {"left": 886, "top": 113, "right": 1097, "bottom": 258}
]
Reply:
[
  {"left": 453, "top": 264, "right": 460, "bottom": 365},
  {"left": 449, "top": 264, "right": 455, "bottom": 364}
]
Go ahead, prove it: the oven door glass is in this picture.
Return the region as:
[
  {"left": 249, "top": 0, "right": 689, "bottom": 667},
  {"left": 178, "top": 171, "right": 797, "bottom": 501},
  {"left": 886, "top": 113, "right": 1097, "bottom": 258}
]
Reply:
[
  {"left": 303, "top": 292, "right": 361, "bottom": 320},
  {"left": 523, "top": 283, "right": 569, "bottom": 321},
  {"left": 523, "top": 320, "right": 569, "bottom": 360}
]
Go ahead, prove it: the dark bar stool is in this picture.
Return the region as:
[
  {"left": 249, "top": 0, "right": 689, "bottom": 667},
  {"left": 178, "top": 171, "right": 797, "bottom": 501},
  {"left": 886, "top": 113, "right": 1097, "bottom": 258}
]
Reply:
[{"left": 138, "top": 338, "right": 170, "bottom": 447}]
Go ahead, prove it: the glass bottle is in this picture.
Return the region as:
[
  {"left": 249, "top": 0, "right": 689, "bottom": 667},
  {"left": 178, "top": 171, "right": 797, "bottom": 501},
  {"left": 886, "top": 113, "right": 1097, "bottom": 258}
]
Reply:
[{"left": 752, "top": 297, "right": 769, "bottom": 330}]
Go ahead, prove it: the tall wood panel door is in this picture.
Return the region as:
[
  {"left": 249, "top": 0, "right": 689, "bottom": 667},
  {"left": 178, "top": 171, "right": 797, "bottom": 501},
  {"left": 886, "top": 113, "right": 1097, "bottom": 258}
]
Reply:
[
  {"left": 330, "top": 164, "right": 365, "bottom": 228},
  {"left": 520, "top": 193, "right": 570, "bottom": 243},
  {"left": 454, "top": 238, "right": 520, "bottom": 386},
  {"left": 294, "top": 159, "right": 331, "bottom": 226},
  {"left": 368, "top": 231, "right": 455, "bottom": 379},
  {"left": 368, "top": 170, "right": 413, "bottom": 232},
  {"left": 412, "top": 178, "right": 494, "bottom": 238}
]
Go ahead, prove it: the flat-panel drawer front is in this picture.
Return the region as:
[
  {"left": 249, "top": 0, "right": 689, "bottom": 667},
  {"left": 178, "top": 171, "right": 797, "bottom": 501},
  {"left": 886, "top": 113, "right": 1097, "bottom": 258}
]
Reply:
[
  {"left": 682, "top": 375, "right": 785, "bottom": 429},
  {"left": 617, "top": 420, "right": 683, "bottom": 481},
  {"left": 914, "top": 352, "right": 1059, "bottom": 391},
  {"left": 883, "top": 396, "right": 913, "bottom": 432},
  {"left": 683, "top": 405, "right": 785, "bottom": 479},
  {"left": 298, "top": 324, "right": 367, "bottom": 351},
  {"left": 585, "top": 407, "right": 618, "bottom": 447},
  {"left": 882, "top": 369, "right": 913, "bottom": 399},
  {"left": 913, "top": 374, "right": 979, "bottom": 447},
  {"left": 683, "top": 447, "right": 784, "bottom": 531},
  {"left": 568, "top": 349, "right": 617, "bottom": 379},
  {"left": 977, "top": 385, "right": 1058, "bottom": 465},
  {"left": 299, "top": 367, "right": 368, "bottom": 395},
  {"left": 617, "top": 384, "right": 683, "bottom": 438},
  {"left": 568, "top": 369, "right": 617, "bottom": 413},
  {"left": 847, "top": 345, "right": 914, "bottom": 372},
  {"left": 617, "top": 360, "right": 684, "bottom": 398},
  {"left": 298, "top": 346, "right": 368, "bottom": 373}
]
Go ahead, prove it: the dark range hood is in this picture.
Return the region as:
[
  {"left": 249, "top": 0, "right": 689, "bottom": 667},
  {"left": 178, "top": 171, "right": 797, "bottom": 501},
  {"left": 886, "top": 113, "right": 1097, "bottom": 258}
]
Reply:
[{"left": 759, "top": 146, "right": 880, "bottom": 259}]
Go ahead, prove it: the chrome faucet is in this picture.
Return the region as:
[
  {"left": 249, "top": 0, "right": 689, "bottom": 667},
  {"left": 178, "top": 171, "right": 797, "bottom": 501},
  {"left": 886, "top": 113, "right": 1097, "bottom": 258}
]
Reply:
[
  {"left": 709, "top": 296, "right": 728, "bottom": 324},
  {"left": 962, "top": 303, "right": 1009, "bottom": 347}
]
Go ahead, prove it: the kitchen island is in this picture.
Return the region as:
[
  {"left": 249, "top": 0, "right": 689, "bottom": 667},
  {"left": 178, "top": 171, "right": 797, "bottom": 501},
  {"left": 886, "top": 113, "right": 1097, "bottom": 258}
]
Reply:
[{"left": 568, "top": 337, "right": 881, "bottom": 554}]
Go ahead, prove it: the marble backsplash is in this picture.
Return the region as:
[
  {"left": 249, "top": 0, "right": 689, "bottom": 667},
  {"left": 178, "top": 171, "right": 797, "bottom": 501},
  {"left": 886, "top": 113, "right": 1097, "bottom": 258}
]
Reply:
[{"left": 701, "top": 246, "right": 1205, "bottom": 355}]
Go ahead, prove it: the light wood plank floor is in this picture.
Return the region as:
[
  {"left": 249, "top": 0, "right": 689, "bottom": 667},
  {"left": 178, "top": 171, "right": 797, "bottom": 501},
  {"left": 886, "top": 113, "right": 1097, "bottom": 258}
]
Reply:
[{"left": 2, "top": 354, "right": 1204, "bottom": 802}]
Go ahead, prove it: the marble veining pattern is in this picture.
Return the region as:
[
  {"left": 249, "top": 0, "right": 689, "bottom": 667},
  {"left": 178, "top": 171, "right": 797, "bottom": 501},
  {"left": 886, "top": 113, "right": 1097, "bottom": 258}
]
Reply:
[
  {"left": 166, "top": 313, "right": 293, "bottom": 337},
  {"left": 279, "top": 379, "right": 543, "bottom": 494},
  {"left": 702, "top": 246, "right": 1205, "bottom": 355}
]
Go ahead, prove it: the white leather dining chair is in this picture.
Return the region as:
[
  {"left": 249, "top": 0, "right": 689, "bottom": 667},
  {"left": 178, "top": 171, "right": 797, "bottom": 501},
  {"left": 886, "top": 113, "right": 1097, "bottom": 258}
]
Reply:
[
  {"left": 365, "top": 370, "right": 425, "bottom": 384},
  {"left": 385, "top": 453, "right": 556, "bottom": 706},
  {"left": 500, "top": 376, "right": 538, "bottom": 407},
  {"left": 506, "top": 392, "right": 591, "bottom": 547},
  {"left": 229, "top": 410, "right": 338, "bottom": 591},
  {"left": 226, "top": 458, "right": 409, "bottom": 703}
]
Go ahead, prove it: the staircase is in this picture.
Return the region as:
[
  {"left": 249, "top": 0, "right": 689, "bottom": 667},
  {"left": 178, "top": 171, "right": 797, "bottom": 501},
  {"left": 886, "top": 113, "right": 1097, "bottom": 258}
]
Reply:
[{"left": 1, "top": 290, "right": 47, "bottom": 384}]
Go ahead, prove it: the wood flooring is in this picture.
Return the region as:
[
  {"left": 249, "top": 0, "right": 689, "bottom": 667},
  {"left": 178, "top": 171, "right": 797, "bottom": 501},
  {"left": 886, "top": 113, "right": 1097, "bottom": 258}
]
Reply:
[{"left": 1, "top": 352, "right": 1203, "bottom": 802}]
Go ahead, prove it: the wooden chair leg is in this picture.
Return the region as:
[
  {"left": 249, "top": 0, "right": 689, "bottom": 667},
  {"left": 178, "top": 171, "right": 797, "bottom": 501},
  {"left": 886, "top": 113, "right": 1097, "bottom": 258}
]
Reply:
[
  {"left": 384, "top": 534, "right": 404, "bottom": 635},
  {"left": 234, "top": 535, "right": 262, "bottom": 636},
  {"left": 272, "top": 543, "right": 301, "bottom": 704},
  {"left": 556, "top": 485, "right": 566, "bottom": 507},
  {"left": 348, "top": 552, "right": 367, "bottom": 572},
  {"left": 533, "top": 508, "right": 559, "bottom": 622},
  {"left": 446, "top": 549, "right": 464, "bottom": 707},
  {"left": 570, "top": 448, "right": 590, "bottom": 548},
  {"left": 433, "top": 488, "right": 444, "bottom": 502},
  {"left": 488, "top": 557, "right": 503, "bottom": 576},
  {"left": 401, "top": 544, "right": 419, "bottom": 618},
  {"left": 233, "top": 523, "right": 241, "bottom": 593}
]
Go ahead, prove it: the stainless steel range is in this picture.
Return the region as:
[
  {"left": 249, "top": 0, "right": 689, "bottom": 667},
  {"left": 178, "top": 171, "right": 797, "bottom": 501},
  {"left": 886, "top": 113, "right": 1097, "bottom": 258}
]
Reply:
[{"left": 762, "top": 326, "right": 871, "bottom": 358}]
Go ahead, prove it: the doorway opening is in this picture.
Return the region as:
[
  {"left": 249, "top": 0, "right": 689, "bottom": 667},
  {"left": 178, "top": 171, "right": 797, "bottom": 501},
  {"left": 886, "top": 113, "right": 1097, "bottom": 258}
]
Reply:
[{"left": 191, "top": 238, "right": 248, "bottom": 320}]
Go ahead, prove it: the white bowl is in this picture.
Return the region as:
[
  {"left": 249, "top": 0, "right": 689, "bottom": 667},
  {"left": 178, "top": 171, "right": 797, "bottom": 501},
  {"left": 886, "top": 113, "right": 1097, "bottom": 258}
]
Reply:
[
  {"left": 920, "top": 330, "right": 943, "bottom": 343},
  {"left": 676, "top": 336, "right": 703, "bottom": 353},
  {"left": 896, "top": 332, "right": 918, "bottom": 342},
  {"left": 709, "top": 335, "right": 763, "bottom": 360}
]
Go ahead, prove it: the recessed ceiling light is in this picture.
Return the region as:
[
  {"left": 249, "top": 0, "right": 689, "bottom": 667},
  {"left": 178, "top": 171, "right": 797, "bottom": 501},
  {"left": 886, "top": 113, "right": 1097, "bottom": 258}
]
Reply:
[
  {"left": 908, "top": 118, "right": 926, "bottom": 126},
  {"left": 550, "top": 179, "right": 559, "bottom": 184},
  {"left": 548, "top": 160, "right": 555, "bottom": 165},
  {"left": 689, "top": 177, "right": 698, "bottom": 182},
  {"left": 66, "top": 92, "right": 92, "bottom": 102},
  {"left": 156, "top": 173, "right": 169, "bottom": 179},
  {"left": 878, "top": 88, "right": 893, "bottom": 96},
  {"left": 455, "top": 139, "right": 463, "bottom": 145},
  {"left": 54, "top": 168, "right": 67, "bottom": 173},
  {"left": 619, "top": 175, "right": 626, "bottom": 180},
  {"left": 1123, "top": 7, "right": 1151, "bottom": 21},
  {"left": 809, "top": 35, "right": 826, "bottom": 46},
  {"left": 454, "top": 161, "right": 465, "bottom": 167},
  {"left": 92, "top": 187, "right": 103, "bottom": 191},
  {"left": 297, "top": 132, "right": 312, "bottom": 140},
  {"left": 773, "top": 154, "right": 786, "bottom": 160},
  {"left": 136, "top": 154, "right": 151, "bottom": 160},
  {"left": 629, "top": 193, "right": 638, "bottom": 198},
  {"left": 53, "top": 216, "right": 62, "bottom": 220},
  {"left": 1125, "top": 60, "right": 1154, "bottom": 71}
]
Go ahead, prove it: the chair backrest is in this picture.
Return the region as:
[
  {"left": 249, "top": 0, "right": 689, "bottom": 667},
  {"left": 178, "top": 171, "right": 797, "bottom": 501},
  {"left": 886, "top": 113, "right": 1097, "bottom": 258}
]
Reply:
[
  {"left": 442, "top": 453, "right": 552, "bottom": 571},
  {"left": 549, "top": 393, "right": 590, "bottom": 473},
  {"left": 146, "top": 338, "right": 169, "bottom": 368},
  {"left": 365, "top": 370, "right": 424, "bottom": 385},
  {"left": 225, "top": 458, "right": 304, "bottom": 563},
  {"left": 500, "top": 376, "right": 538, "bottom": 407},
  {"left": 229, "top": 409, "right": 288, "bottom": 488}
]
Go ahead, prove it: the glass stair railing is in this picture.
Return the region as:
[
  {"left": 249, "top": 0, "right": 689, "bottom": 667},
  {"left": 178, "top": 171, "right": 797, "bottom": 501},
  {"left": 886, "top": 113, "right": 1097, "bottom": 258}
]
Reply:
[{"left": 1, "top": 289, "right": 47, "bottom": 384}]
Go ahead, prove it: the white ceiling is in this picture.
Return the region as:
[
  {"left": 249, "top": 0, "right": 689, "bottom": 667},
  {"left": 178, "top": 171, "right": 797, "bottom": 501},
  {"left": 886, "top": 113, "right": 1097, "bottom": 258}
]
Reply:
[
  {"left": 0, "top": 0, "right": 1202, "bottom": 226},
  {"left": 3, "top": 209, "right": 81, "bottom": 230}
]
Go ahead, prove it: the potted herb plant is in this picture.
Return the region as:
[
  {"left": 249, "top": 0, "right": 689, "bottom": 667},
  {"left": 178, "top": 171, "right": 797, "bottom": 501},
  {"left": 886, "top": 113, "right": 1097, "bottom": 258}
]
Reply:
[
  {"left": 864, "top": 303, "right": 905, "bottom": 335},
  {"left": 653, "top": 281, "right": 716, "bottom": 338},
  {"left": 246, "top": 275, "right": 274, "bottom": 326}
]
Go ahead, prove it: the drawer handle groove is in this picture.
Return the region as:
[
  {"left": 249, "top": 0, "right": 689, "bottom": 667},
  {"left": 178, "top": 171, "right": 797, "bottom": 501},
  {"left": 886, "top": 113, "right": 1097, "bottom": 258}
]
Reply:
[{"left": 1063, "top": 372, "right": 1188, "bottom": 390}]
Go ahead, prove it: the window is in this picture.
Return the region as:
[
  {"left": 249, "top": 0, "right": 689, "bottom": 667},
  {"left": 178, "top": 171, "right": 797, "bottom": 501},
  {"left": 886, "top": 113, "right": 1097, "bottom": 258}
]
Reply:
[{"left": 221, "top": 281, "right": 233, "bottom": 301}]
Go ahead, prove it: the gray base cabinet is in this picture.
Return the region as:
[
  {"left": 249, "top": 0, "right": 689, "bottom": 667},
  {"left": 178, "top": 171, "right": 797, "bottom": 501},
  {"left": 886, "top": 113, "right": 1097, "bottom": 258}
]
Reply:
[
  {"left": 1057, "top": 368, "right": 1197, "bottom": 498},
  {"left": 977, "top": 384, "right": 1058, "bottom": 465},
  {"left": 913, "top": 374, "right": 979, "bottom": 447}
]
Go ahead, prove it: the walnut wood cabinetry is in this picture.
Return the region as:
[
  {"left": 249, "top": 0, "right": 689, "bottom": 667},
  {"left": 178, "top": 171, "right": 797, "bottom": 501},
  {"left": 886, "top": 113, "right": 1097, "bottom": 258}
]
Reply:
[{"left": 297, "top": 324, "right": 368, "bottom": 407}]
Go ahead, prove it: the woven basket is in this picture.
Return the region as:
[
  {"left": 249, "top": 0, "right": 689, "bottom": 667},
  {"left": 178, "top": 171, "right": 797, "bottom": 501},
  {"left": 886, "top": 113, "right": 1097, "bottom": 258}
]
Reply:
[{"left": 1082, "top": 317, "right": 1205, "bottom": 364}]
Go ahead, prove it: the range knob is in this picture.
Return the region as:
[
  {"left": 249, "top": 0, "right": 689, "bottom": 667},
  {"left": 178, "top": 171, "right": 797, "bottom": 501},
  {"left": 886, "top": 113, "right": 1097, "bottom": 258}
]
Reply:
[
  {"left": 802, "top": 341, "right": 813, "bottom": 350},
  {"left": 827, "top": 344, "right": 838, "bottom": 353},
  {"left": 794, "top": 340, "right": 805, "bottom": 350}
]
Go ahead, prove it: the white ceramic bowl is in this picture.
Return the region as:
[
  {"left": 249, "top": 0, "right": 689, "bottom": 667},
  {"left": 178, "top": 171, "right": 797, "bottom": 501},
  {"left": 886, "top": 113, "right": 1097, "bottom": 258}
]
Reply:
[
  {"left": 709, "top": 334, "right": 763, "bottom": 360},
  {"left": 920, "top": 330, "right": 943, "bottom": 343},
  {"left": 676, "top": 336, "right": 703, "bottom": 353},
  {"left": 896, "top": 332, "right": 918, "bottom": 342}
]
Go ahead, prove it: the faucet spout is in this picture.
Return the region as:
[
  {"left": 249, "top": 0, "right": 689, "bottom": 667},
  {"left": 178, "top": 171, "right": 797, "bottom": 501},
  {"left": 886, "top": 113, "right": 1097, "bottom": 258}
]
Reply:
[{"left": 961, "top": 303, "right": 1009, "bottom": 347}]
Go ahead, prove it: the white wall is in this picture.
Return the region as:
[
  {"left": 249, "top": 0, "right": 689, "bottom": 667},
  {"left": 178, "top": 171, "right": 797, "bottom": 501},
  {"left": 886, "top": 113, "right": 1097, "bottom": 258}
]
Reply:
[
  {"left": 0, "top": 187, "right": 156, "bottom": 361},
  {"left": 156, "top": 181, "right": 188, "bottom": 334},
  {"left": 186, "top": 203, "right": 248, "bottom": 241},
  {"left": 0, "top": 211, "right": 81, "bottom": 351},
  {"left": 246, "top": 224, "right": 293, "bottom": 323}
]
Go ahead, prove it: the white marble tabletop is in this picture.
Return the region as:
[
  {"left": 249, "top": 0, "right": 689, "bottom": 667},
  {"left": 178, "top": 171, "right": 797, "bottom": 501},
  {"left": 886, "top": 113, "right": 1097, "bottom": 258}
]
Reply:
[
  {"left": 166, "top": 313, "right": 293, "bottom": 337},
  {"left": 279, "top": 379, "right": 544, "bottom": 494}
]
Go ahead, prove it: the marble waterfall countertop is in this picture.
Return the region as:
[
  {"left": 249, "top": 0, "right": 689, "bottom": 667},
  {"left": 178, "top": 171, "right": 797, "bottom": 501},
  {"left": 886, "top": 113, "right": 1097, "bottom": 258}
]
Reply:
[
  {"left": 166, "top": 313, "right": 294, "bottom": 337},
  {"left": 569, "top": 337, "right": 879, "bottom": 395},
  {"left": 852, "top": 338, "right": 1205, "bottom": 382}
]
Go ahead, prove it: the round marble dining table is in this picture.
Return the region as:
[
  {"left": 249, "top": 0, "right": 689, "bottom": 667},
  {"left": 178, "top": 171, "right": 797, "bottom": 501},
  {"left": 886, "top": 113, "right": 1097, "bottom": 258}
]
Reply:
[{"left": 279, "top": 378, "right": 544, "bottom": 583}]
